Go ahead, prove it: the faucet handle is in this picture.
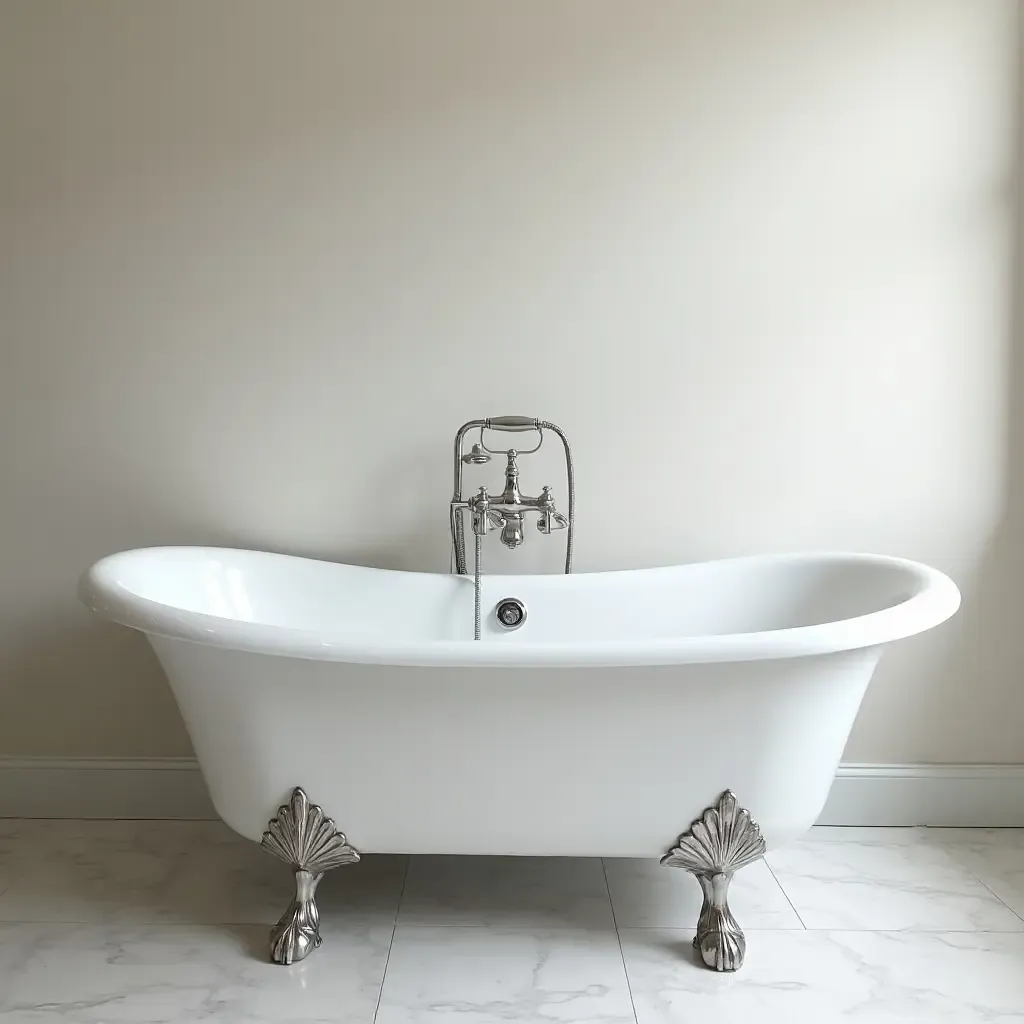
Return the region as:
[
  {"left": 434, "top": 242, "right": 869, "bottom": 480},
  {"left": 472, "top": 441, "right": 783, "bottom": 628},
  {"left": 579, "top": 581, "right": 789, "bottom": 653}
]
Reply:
[
  {"left": 470, "top": 487, "right": 506, "bottom": 535},
  {"left": 537, "top": 508, "right": 568, "bottom": 535},
  {"left": 536, "top": 486, "right": 566, "bottom": 534},
  {"left": 472, "top": 509, "right": 506, "bottom": 535}
]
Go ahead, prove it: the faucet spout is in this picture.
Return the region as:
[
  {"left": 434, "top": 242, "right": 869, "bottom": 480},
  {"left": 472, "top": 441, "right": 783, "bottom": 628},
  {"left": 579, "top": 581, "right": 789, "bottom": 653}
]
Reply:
[{"left": 499, "top": 512, "right": 525, "bottom": 549}]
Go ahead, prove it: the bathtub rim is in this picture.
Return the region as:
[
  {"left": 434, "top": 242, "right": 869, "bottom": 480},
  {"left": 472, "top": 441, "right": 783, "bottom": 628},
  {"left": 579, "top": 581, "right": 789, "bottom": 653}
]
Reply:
[{"left": 78, "top": 546, "right": 960, "bottom": 669}]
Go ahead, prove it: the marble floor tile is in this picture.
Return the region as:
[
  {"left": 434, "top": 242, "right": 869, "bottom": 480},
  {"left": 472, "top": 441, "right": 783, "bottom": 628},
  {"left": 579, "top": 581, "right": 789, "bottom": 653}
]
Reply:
[
  {"left": 0, "top": 921, "right": 393, "bottom": 1023},
  {"left": 938, "top": 831, "right": 1024, "bottom": 922},
  {"left": 167, "top": 822, "right": 407, "bottom": 927},
  {"left": 619, "top": 927, "right": 1024, "bottom": 1023},
  {"left": 398, "top": 856, "right": 615, "bottom": 929},
  {"left": 0, "top": 821, "right": 203, "bottom": 926},
  {"left": 376, "top": 925, "right": 635, "bottom": 1024},
  {"left": 603, "top": 857, "right": 802, "bottom": 929},
  {"left": 767, "top": 836, "right": 1024, "bottom": 931},
  {"left": 0, "top": 820, "right": 407, "bottom": 927},
  {"left": 1, "top": 819, "right": 1024, "bottom": 1023}
]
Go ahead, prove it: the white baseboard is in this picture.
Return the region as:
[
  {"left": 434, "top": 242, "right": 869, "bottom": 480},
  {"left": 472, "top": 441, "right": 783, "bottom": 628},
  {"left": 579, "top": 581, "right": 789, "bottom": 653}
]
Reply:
[
  {"left": 0, "top": 758, "right": 1022, "bottom": 826},
  {"left": 0, "top": 758, "right": 215, "bottom": 820},
  {"left": 818, "top": 763, "right": 1024, "bottom": 827}
]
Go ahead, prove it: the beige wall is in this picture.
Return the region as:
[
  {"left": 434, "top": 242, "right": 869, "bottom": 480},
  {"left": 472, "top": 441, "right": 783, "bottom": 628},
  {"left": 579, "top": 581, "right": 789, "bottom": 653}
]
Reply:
[{"left": 0, "top": 0, "right": 1019, "bottom": 761}]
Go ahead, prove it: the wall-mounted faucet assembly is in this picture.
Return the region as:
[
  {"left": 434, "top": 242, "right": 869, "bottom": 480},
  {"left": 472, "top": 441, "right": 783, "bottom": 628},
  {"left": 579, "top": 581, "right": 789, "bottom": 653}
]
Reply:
[{"left": 450, "top": 417, "right": 575, "bottom": 639}]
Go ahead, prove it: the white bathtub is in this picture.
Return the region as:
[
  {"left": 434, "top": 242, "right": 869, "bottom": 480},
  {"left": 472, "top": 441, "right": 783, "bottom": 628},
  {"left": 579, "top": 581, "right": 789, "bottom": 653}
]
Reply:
[{"left": 80, "top": 546, "right": 959, "bottom": 858}]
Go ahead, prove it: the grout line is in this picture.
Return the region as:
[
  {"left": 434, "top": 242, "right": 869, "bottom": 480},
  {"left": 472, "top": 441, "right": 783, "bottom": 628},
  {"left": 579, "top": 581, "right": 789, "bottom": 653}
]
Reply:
[
  {"left": 577, "top": 924, "right": 1024, "bottom": 936},
  {"left": 601, "top": 859, "right": 641, "bottom": 1024},
  {"left": 918, "top": 835, "right": 1024, "bottom": 927},
  {"left": 951, "top": 865, "right": 1024, "bottom": 927},
  {"left": 373, "top": 856, "right": 411, "bottom": 1024},
  {"left": 764, "top": 855, "right": 807, "bottom": 930}
]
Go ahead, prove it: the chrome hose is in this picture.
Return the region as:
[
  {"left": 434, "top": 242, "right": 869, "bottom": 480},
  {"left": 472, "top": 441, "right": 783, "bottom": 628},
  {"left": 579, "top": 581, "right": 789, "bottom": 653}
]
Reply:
[
  {"left": 538, "top": 420, "right": 574, "bottom": 574},
  {"left": 474, "top": 531, "right": 483, "bottom": 640}
]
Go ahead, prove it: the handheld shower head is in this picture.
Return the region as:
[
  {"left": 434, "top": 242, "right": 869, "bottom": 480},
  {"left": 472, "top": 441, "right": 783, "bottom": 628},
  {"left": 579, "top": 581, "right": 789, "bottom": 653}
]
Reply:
[{"left": 462, "top": 443, "right": 491, "bottom": 465}]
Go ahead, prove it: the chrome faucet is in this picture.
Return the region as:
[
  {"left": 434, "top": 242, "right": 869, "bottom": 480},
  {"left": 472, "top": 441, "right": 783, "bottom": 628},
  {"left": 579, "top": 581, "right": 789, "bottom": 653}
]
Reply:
[
  {"left": 450, "top": 417, "right": 575, "bottom": 638},
  {"left": 473, "top": 450, "right": 568, "bottom": 551}
]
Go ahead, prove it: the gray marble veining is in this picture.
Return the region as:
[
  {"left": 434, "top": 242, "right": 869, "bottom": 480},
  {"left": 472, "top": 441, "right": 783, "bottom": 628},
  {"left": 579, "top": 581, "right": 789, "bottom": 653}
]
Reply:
[
  {"left": 619, "top": 927, "right": 1024, "bottom": 1023},
  {"left": 0, "top": 921, "right": 393, "bottom": 1022},
  {"left": 0, "top": 821, "right": 1022, "bottom": 1022},
  {"left": 0, "top": 820, "right": 407, "bottom": 927},
  {"left": 375, "top": 925, "right": 636, "bottom": 1024},
  {"left": 938, "top": 829, "right": 1024, "bottom": 923},
  {"left": 766, "top": 833, "right": 1024, "bottom": 932},
  {"left": 604, "top": 857, "right": 802, "bottom": 930},
  {"left": 397, "top": 855, "right": 615, "bottom": 930}
]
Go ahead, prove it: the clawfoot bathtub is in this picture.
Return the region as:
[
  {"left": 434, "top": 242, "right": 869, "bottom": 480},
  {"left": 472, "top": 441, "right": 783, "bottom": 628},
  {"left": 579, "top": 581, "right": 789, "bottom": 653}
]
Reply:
[{"left": 80, "top": 547, "right": 959, "bottom": 970}]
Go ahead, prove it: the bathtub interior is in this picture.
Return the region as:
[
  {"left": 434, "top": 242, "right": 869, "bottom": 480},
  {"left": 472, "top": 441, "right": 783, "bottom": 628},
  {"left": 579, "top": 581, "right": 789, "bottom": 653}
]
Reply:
[{"left": 90, "top": 546, "right": 927, "bottom": 644}]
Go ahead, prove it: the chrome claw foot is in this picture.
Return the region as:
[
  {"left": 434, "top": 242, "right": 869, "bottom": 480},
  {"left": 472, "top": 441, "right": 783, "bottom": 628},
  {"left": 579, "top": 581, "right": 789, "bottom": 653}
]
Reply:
[
  {"left": 661, "top": 790, "right": 766, "bottom": 973},
  {"left": 261, "top": 787, "right": 360, "bottom": 965},
  {"left": 692, "top": 871, "right": 747, "bottom": 971},
  {"left": 269, "top": 868, "right": 324, "bottom": 965}
]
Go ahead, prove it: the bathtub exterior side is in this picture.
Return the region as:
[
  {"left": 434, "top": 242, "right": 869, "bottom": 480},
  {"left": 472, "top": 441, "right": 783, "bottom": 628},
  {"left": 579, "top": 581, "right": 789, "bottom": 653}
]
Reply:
[{"left": 150, "top": 636, "right": 880, "bottom": 857}]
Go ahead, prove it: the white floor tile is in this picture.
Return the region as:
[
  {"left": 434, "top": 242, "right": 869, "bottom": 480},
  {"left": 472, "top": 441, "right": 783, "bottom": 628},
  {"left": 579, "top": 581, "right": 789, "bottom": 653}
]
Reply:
[
  {"left": 0, "top": 820, "right": 407, "bottom": 926},
  {"left": 619, "top": 927, "right": 1024, "bottom": 1023},
  {"left": 376, "top": 925, "right": 635, "bottom": 1024},
  {"left": 603, "top": 858, "right": 802, "bottom": 930},
  {"left": 0, "top": 921, "right": 392, "bottom": 1023},
  {"left": 767, "top": 836, "right": 1024, "bottom": 931},
  {"left": 939, "top": 831, "right": 1024, "bottom": 922},
  {"left": 398, "top": 856, "right": 614, "bottom": 929},
  {"left": 0, "top": 821, "right": 204, "bottom": 926},
  {"left": 1, "top": 819, "right": 1023, "bottom": 1022}
]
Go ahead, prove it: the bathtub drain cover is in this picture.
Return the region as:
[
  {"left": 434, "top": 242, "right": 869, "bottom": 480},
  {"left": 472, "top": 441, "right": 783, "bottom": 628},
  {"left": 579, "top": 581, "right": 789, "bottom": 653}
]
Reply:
[{"left": 495, "top": 598, "right": 527, "bottom": 630}]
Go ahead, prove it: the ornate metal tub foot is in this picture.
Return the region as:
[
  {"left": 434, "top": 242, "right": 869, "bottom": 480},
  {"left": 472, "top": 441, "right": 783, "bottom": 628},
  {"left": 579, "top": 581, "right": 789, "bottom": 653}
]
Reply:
[
  {"left": 661, "top": 790, "right": 766, "bottom": 972},
  {"left": 261, "top": 787, "right": 361, "bottom": 965}
]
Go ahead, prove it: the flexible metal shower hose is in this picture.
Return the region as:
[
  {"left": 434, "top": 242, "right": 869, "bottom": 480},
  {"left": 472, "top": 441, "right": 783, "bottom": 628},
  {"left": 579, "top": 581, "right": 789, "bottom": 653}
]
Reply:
[
  {"left": 538, "top": 420, "right": 575, "bottom": 574},
  {"left": 474, "top": 531, "right": 482, "bottom": 641}
]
